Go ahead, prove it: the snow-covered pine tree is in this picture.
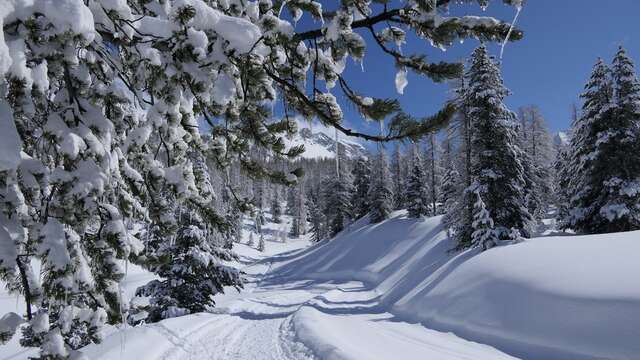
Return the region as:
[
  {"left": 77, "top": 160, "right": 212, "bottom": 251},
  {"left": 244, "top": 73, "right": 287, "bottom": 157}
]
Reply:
[
  {"left": 564, "top": 49, "right": 640, "bottom": 233},
  {"left": 136, "top": 209, "right": 241, "bottom": 322},
  {"left": 603, "top": 47, "right": 640, "bottom": 230},
  {"left": 351, "top": 157, "right": 372, "bottom": 220},
  {"left": 554, "top": 107, "right": 576, "bottom": 229},
  {"left": 462, "top": 45, "right": 532, "bottom": 245},
  {"left": 561, "top": 59, "right": 613, "bottom": 232},
  {"left": 406, "top": 145, "right": 430, "bottom": 218},
  {"left": 369, "top": 150, "right": 394, "bottom": 223},
  {"left": 554, "top": 144, "right": 572, "bottom": 229}
]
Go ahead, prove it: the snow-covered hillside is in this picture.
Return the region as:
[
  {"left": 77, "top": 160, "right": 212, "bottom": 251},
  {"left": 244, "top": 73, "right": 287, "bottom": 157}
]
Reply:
[
  {"left": 4, "top": 210, "right": 639, "bottom": 359},
  {"left": 1, "top": 212, "right": 514, "bottom": 360},
  {"left": 270, "top": 211, "right": 640, "bottom": 360}
]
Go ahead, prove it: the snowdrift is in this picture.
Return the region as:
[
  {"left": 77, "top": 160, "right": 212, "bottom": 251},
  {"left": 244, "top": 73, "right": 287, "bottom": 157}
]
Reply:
[{"left": 271, "top": 211, "right": 640, "bottom": 360}]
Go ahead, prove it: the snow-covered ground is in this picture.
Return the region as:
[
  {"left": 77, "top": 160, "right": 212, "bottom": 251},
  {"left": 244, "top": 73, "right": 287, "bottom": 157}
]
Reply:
[
  {"left": 270, "top": 211, "right": 640, "bottom": 360},
  {"left": 1, "top": 212, "right": 513, "bottom": 360},
  {"left": 3, "top": 210, "right": 639, "bottom": 359}
]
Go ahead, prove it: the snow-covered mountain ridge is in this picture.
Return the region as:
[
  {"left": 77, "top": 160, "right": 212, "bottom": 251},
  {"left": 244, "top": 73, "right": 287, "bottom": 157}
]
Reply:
[{"left": 284, "top": 127, "right": 368, "bottom": 160}]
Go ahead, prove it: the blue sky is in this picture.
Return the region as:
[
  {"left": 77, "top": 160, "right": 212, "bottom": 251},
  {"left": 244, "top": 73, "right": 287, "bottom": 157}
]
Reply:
[{"left": 316, "top": 0, "right": 640, "bottom": 138}]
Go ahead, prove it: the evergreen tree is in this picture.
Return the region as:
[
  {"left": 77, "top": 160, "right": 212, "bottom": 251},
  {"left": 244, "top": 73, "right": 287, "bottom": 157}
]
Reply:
[
  {"left": 460, "top": 46, "right": 532, "bottom": 246},
  {"left": 563, "top": 50, "right": 640, "bottom": 233},
  {"left": 369, "top": 150, "right": 394, "bottom": 223},
  {"left": 351, "top": 157, "right": 372, "bottom": 220},
  {"left": 136, "top": 211, "right": 242, "bottom": 322},
  {"left": 406, "top": 146, "right": 430, "bottom": 218},
  {"left": 471, "top": 193, "right": 498, "bottom": 250}
]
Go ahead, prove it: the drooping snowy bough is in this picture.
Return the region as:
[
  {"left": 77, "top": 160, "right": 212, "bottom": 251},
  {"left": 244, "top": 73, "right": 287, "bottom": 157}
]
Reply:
[{"left": 0, "top": 0, "right": 522, "bottom": 358}]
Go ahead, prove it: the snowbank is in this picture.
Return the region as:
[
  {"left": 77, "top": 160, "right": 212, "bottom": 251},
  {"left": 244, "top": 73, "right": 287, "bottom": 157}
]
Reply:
[
  {"left": 269, "top": 212, "right": 455, "bottom": 307},
  {"left": 290, "top": 306, "right": 517, "bottom": 360},
  {"left": 272, "top": 211, "right": 640, "bottom": 359},
  {"left": 394, "top": 231, "right": 640, "bottom": 360}
]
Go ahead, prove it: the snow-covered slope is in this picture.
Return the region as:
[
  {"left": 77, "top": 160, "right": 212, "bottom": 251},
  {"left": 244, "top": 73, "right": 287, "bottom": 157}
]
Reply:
[
  {"left": 5, "top": 209, "right": 638, "bottom": 359},
  {"left": 284, "top": 127, "right": 367, "bottom": 160},
  {"left": 271, "top": 211, "right": 640, "bottom": 360},
  {"left": 2, "top": 210, "right": 521, "bottom": 360}
]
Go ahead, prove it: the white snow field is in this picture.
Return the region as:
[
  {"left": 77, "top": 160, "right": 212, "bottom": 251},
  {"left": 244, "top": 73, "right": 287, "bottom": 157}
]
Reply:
[
  {"left": 270, "top": 211, "right": 640, "bottom": 360},
  {"left": 3, "top": 211, "right": 640, "bottom": 359}
]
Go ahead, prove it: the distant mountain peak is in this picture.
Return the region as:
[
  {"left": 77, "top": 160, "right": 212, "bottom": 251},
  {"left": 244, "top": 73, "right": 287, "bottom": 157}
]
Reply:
[{"left": 285, "top": 126, "right": 367, "bottom": 160}]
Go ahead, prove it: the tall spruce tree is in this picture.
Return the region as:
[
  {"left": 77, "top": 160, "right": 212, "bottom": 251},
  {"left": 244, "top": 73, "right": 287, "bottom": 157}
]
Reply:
[
  {"left": 562, "top": 59, "right": 613, "bottom": 232},
  {"left": 460, "top": 45, "right": 532, "bottom": 246},
  {"left": 563, "top": 50, "right": 640, "bottom": 233}
]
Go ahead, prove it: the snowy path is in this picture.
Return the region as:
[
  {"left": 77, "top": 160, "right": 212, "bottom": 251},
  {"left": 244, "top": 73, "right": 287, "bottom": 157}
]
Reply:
[
  {"left": 77, "top": 238, "right": 517, "bottom": 360},
  {"left": 2, "top": 232, "right": 516, "bottom": 360}
]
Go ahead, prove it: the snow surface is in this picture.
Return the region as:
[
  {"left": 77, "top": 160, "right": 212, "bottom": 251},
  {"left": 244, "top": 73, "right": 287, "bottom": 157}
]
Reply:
[
  {"left": 271, "top": 211, "right": 640, "bottom": 360},
  {"left": 2, "top": 211, "right": 513, "bottom": 360},
  {"left": 4, "top": 209, "right": 638, "bottom": 359}
]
